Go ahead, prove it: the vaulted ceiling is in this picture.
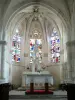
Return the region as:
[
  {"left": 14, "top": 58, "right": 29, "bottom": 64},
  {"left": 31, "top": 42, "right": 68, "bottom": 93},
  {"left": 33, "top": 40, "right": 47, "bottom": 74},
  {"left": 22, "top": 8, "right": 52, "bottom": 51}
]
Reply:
[
  {"left": 0, "top": 0, "right": 74, "bottom": 39},
  {"left": 0, "top": 0, "right": 73, "bottom": 22}
]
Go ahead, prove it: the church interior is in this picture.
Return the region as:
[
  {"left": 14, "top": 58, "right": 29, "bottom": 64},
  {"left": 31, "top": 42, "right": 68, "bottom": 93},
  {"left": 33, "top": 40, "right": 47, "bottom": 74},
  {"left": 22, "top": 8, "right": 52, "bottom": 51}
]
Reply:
[{"left": 0, "top": 0, "right": 75, "bottom": 100}]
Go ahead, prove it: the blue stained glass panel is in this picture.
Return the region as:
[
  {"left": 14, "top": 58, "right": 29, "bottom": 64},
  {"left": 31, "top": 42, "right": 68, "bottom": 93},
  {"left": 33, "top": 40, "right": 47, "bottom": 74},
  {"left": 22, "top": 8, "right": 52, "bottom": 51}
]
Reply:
[
  {"left": 18, "top": 58, "right": 20, "bottom": 61},
  {"left": 57, "top": 39, "right": 60, "bottom": 42},
  {"left": 50, "top": 28, "right": 60, "bottom": 63},
  {"left": 30, "top": 39, "right": 42, "bottom": 63},
  {"left": 12, "top": 33, "right": 21, "bottom": 62}
]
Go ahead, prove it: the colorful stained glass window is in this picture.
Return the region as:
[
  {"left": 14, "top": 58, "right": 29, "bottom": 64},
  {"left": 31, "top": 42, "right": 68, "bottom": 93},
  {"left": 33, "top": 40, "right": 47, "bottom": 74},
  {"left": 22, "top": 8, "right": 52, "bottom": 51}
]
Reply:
[
  {"left": 12, "top": 33, "right": 21, "bottom": 62},
  {"left": 50, "top": 29, "right": 60, "bottom": 63},
  {"left": 30, "top": 39, "right": 42, "bottom": 63}
]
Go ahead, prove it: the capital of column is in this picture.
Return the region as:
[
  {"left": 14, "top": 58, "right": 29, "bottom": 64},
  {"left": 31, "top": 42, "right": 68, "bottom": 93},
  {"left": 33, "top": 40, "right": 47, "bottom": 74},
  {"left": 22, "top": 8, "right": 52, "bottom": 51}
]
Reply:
[
  {"left": 66, "top": 40, "right": 75, "bottom": 47},
  {"left": 66, "top": 40, "right": 75, "bottom": 58},
  {"left": 0, "top": 41, "right": 7, "bottom": 45}
]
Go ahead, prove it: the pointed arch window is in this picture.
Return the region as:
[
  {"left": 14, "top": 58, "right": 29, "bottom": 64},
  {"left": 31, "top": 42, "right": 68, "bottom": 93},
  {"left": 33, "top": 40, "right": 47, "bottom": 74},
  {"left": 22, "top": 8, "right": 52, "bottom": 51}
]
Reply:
[
  {"left": 12, "top": 33, "right": 21, "bottom": 62},
  {"left": 50, "top": 28, "right": 60, "bottom": 63},
  {"left": 30, "top": 39, "right": 42, "bottom": 63}
]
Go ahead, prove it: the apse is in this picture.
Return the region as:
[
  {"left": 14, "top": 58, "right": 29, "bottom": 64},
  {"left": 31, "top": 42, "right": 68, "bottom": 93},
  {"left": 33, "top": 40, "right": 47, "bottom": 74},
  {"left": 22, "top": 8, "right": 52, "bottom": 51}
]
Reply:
[{"left": 4, "top": 4, "right": 68, "bottom": 86}]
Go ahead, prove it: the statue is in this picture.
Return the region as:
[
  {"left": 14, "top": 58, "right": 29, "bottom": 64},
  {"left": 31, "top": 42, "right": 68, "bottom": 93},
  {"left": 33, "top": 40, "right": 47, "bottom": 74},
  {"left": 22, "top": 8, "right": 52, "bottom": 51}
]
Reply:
[{"left": 32, "top": 39, "right": 41, "bottom": 72}]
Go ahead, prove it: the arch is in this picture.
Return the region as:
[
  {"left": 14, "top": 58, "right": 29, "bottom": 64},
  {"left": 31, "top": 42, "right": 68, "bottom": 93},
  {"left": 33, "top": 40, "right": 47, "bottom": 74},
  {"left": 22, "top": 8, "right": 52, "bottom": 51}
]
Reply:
[
  {"left": 4, "top": 4, "right": 69, "bottom": 49},
  {"left": 4, "top": 3, "right": 69, "bottom": 65},
  {"left": 0, "top": 1, "right": 70, "bottom": 84},
  {"left": 4, "top": 2, "right": 69, "bottom": 37}
]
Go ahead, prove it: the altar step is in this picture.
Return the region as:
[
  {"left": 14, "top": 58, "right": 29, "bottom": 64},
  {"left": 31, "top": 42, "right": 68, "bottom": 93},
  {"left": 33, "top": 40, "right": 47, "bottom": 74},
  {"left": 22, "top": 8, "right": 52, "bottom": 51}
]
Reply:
[
  {"left": 9, "top": 94, "right": 67, "bottom": 99},
  {"left": 9, "top": 90, "right": 67, "bottom": 99},
  {"left": 17, "top": 86, "right": 55, "bottom": 91}
]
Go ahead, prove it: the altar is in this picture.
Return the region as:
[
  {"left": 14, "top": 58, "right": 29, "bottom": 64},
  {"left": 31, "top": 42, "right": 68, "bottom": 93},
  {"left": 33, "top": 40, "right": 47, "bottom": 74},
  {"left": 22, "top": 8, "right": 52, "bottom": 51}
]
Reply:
[
  {"left": 22, "top": 39, "right": 54, "bottom": 90},
  {"left": 22, "top": 71, "right": 54, "bottom": 89}
]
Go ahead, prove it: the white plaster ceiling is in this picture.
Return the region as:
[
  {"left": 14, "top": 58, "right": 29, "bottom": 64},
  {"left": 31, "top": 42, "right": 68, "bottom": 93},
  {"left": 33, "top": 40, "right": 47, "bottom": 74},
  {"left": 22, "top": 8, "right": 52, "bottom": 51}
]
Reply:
[
  {"left": 1, "top": 0, "right": 72, "bottom": 44},
  {"left": 2, "top": 0, "right": 71, "bottom": 28},
  {"left": 6, "top": 5, "right": 66, "bottom": 36}
]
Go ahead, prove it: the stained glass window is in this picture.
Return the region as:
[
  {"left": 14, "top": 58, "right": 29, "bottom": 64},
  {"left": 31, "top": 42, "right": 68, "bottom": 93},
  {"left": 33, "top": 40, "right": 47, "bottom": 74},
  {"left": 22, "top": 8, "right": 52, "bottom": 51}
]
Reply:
[
  {"left": 50, "top": 28, "right": 60, "bottom": 63},
  {"left": 30, "top": 39, "right": 42, "bottom": 63},
  {"left": 12, "top": 33, "right": 21, "bottom": 62}
]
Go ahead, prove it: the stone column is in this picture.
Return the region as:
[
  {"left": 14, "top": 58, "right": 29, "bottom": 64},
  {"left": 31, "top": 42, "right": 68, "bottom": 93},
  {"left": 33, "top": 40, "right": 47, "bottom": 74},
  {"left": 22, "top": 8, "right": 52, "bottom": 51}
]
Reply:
[
  {"left": 64, "top": 1, "right": 75, "bottom": 83},
  {"left": 0, "top": 45, "right": 1, "bottom": 77},
  {"left": 66, "top": 1, "right": 75, "bottom": 83},
  {"left": 66, "top": 41, "right": 75, "bottom": 83},
  {"left": 62, "top": 62, "right": 70, "bottom": 83},
  {"left": 0, "top": 10, "right": 2, "bottom": 77},
  {"left": 0, "top": 41, "right": 6, "bottom": 78}
]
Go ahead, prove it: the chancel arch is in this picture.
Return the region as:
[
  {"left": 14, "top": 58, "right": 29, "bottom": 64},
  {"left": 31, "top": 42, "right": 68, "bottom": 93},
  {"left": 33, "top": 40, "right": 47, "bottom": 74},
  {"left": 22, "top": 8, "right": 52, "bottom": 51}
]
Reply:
[{"left": 3, "top": 4, "right": 69, "bottom": 88}]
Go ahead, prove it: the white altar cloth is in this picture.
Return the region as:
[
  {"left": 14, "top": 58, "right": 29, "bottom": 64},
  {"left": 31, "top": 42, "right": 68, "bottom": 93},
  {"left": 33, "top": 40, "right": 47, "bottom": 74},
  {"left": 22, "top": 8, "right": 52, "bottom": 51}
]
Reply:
[{"left": 22, "top": 71, "right": 53, "bottom": 87}]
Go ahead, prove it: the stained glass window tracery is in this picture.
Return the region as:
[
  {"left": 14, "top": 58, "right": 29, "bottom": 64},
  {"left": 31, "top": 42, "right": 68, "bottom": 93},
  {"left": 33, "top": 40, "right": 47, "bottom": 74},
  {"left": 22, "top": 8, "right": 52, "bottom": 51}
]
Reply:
[
  {"left": 50, "top": 28, "right": 60, "bottom": 63},
  {"left": 12, "top": 33, "right": 21, "bottom": 62},
  {"left": 30, "top": 39, "right": 42, "bottom": 63}
]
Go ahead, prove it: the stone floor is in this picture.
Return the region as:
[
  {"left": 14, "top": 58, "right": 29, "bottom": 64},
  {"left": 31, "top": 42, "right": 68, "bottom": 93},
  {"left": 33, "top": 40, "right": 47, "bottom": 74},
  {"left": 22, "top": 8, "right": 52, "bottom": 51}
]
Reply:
[
  {"left": 9, "top": 90, "right": 67, "bottom": 95},
  {"left": 9, "top": 98, "right": 67, "bottom": 100},
  {"left": 9, "top": 90, "right": 67, "bottom": 100}
]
